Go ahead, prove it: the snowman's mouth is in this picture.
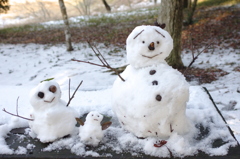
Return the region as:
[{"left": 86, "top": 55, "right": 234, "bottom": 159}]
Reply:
[
  {"left": 142, "top": 52, "right": 162, "bottom": 59},
  {"left": 94, "top": 119, "right": 98, "bottom": 121},
  {"left": 44, "top": 97, "right": 55, "bottom": 103}
]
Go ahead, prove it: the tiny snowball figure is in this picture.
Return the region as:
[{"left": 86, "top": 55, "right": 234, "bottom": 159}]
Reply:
[
  {"left": 112, "top": 24, "right": 191, "bottom": 139},
  {"left": 78, "top": 111, "right": 111, "bottom": 146},
  {"left": 29, "top": 80, "right": 79, "bottom": 143}
]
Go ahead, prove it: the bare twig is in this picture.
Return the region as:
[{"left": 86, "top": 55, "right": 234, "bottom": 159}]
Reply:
[
  {"left": 2, "top": 97, "right": 33, "bottom": 121},
  {"left": 187, "top": 43, "right": 212, "bottom": 69},
  {"left": 72, "top": 59, "right": 105, "bottom": 68},
  {"left": 2, "top": 108, "right": 33, "bottom": 121},
  {"left": 66, "top": 80, "right": 83, "bottom": 107},
  {"left": 184, "top": 34, "right": 214, "bottom": 75},
  {"left": 165, "top": 146, "right": 173, "bottom": 158},
  {"left": 203, "top": 87, "right": 240, "bottom": 146},
  {"left": 71, "top": 40, "right": 125, "bottom": 82}
]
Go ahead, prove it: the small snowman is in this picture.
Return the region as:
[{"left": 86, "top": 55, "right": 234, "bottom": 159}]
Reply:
[
  {"left": 29, "top": 80, "right": 79, "bottom": 143},
  {"left": 112, "top": 25, "right": 191, "bottom": 138},
  {"left": 78, "top": 111, "right": 111, "bottom": 146}
]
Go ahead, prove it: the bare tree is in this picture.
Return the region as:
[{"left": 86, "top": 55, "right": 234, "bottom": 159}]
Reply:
[
  {"left": 186, "top": 0, "right": 198, "bottom": 25},
  {"left": 126, "top": 0, "right": 132, "bottom": 9},
  {"left": 79, "top": 0, "right": 92, "bottom": 15},
  {"left": 17, "top": 1, "right": 52, "bottom": 21},
  {"left": 37, "top": 0, "right": 51, "bottom": 20},
  {"left": 68, "top": 0, "right": 93, "bottom": 15},
  {"left": 68, "top": 0, "right": 84, "bottom": 15},
  {"left": 0, "top": 0, "right": 10, "bottom": 14},
  {"left": 58, "top": 0, "right": 73, "bottom": 51},
  {"left": 102, "top": 0, "right": 111, "bottom": 12},
  {"left": 158, "top": 0, "right": 184, "bottom": 69}
]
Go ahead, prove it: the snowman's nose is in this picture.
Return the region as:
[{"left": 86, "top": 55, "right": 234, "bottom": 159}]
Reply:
[
  {"left": 49, "top": 85, "right": 57, "bottom": 93},
  {"left": 148, "top": 42, "right": 155, "bottom": 51}
]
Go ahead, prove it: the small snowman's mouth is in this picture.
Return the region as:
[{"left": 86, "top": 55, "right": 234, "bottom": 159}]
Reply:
[
  {"left": 44, "top": 97, "right": 55, "bottom": 103},
  {"left": 141, "top": 52, "right": 162, "bottom": 59},
  {"left": 94, "top": 119, "right": 98, "bottom": 121}
]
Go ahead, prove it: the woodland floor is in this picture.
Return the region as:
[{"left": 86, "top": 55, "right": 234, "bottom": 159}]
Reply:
[{"left": 0, "top": 4, "right": 239, "bottom": 84}]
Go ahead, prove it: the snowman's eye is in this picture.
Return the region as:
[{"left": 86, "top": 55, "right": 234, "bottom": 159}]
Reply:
[
  {"left": 157, "top": 41, "right": 160, "bottom": 44},
  {"left": 142, "top": 41, "right": 145, "bottom": 44},
  {"left": 98, "top": 115, "right": 99, "bottom": 117},
  {"left": 92, "top": 114, "right": 94, "bottom": 116},
  {"left": 38, "top": 92, "right": 44, "bottom": 99},
  {"left": 49, "top": 85, "right": 57, "bottom": 93}
]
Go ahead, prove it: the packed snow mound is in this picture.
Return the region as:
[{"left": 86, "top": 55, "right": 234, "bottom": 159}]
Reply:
[
  {"left": 112, "top": 25, "right": 190, "bottom": 138},
  {"left": 126, "top": 25, "right": 173, "bottom": 68},
  {"left": 28, "top": 80, "right": 79, "bottom": 143},
  {"left": 79, "top": 111, "right": 104, "bottom": 146},
  {"left": 112, "top": 64, "right": 191, "bottom": 138},
  {"left": 2, "top": 87, "right": 237, "bottom": 157}
]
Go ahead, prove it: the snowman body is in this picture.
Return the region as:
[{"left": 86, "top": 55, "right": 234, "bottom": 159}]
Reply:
[
  {"left": 112, "top": 25, "right": 190, "bottom": 138},
  {"left": 29, "top": 81, "right": 78, "bottom": 143},
  {"left": 79, "top": 111, "right": 104, "bottom": 146}
]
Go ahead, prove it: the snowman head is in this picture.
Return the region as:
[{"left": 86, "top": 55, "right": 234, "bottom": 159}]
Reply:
[
  {"left": 126, "top": 25, "right": 173, "bottom": 68},
  {"left": 29, "top": 81, "right": 62, "bottom": 111},
  {"left": 85, "top": 111, "right": 103, "bottom": 124}
]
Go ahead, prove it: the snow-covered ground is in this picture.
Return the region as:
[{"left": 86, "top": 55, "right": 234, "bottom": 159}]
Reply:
[
  {"left": 0, "top": 1, "right": 239, "bottom": 157},
  {"left": 0, "top": 41, "right": 239, "bottom": 157},
  {"left": 182, "top": 46, "right": 240, "bottom": 140}
]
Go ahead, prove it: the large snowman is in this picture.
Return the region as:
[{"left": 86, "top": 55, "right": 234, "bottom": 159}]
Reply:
[
  {"left": 112, "top": 25, "right": 191, "bottom": 138},
  {"left": 29, "top": 80, "right": 78, "bottom": 143}
]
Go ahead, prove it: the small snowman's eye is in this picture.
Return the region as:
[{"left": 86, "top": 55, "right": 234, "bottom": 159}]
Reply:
[
  {"left": 92, "top": 114, "right": 94, "bottom": 116},
  {"left": 38, "top": 92, "right": 44, "bottom": 99},
  {"left": 142, "top": 41, "right": 145, "bottom": 44},
  {"left": 98, "top": 115, "right": 99, "bottom": 117},
  {"left": 157, "top": 41, "right": 160, "bottom": 44},
  {"left": 49, "top": 85, "right": 57, "bottom": 93}
]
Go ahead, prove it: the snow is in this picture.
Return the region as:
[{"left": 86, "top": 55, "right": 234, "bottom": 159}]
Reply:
[
  {"left": 79, "top": 111, "right": 104, "bottom": 146},
  {"left": 28, "top": 80, "right": 79, "bottom": 143},
  {"left": 111, "top": 25, "right": 191, "bottom": 139},
  {"left": 126, "top": 25, "right": 173, "bottom": 68},
  {"left": 0, "top": 16, "right": 239, "bottom": 157},
  {"left": 0, "top": 41, "right": 239, "bottom": 157},
  {"left": 112, "top": 63, "right": 191, "bottom": 138}
]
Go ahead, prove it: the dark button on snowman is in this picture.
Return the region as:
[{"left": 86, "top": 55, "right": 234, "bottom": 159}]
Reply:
[
  {"left": 29, "top": 80, "right": 78, "bottom": 143},
  {"left": 112, "top": 25, "right": 191, "bottom": 138}
]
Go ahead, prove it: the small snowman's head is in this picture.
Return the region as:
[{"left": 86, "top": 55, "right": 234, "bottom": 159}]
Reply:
[
  {"left": 126, "top": 25, "right": 173, "bottom": 68},
  {"left": 29, "top": 81, "right": 62, "bottom": 111},
  {"left": 85, "top": 111, "right": 103, "bottom": 124}
]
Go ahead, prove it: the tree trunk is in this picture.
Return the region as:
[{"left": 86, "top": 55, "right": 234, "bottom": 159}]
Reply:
[
  {"left": 154, "top": 0, "right": 157, "bottom": 5},
  {"left": 157, "top": 0, "right": 184, "bottom": 69},
  {"left": 102, "top": 0, "right": 111, "bottom": 12},
  {"left": 58, "top": 0, "right": 73, "bottom": 51},
  {"left": 187, "top": 0, "right": 198, "bottom": 25}
]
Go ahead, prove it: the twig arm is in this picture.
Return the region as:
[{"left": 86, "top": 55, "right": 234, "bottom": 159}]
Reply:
[
  {"left": 71, "top": 59, "right": 106, "bottom": 68},
  {"left": 72, "top": 40, "right": 125, "bottom": 82},
  {"left": 2, "top": 108, "right": 33, "bottom": 121},
  {"left": 112, "top": 68, "right": 125, "bottom": 82},
  {"left": 87, "top": 40, "right": 106, "bottom": 65},
  {"left": 66, "top": 80, "right": 83, "bottom": 107}
]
